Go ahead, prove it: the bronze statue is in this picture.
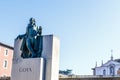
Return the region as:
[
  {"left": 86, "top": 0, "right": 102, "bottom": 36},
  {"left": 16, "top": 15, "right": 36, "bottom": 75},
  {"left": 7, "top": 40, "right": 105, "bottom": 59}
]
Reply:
[{"left": 16, "top": 18, "right": 43, "bottom": 58}]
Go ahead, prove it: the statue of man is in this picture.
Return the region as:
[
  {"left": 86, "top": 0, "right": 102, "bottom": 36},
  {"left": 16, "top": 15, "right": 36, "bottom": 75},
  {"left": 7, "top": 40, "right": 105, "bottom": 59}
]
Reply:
[
  {"left": 25, "top": 18, "right": 38, "bottom": 58},
  {"left": 16, "top": 18, "right": 43, "bottom": 58}
]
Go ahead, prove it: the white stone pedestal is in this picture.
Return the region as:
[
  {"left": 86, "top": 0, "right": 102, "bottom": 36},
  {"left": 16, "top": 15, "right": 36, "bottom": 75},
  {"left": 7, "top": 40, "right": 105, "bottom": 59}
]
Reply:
[
  {"left": 11, "top": 58, "right": 44, "bottom": 80},
  {"left": 42, "top": 35, "right": 60, "bottom": 80},
  {"left": 11, "top": 35, "right": 60, "bottom": 80}
]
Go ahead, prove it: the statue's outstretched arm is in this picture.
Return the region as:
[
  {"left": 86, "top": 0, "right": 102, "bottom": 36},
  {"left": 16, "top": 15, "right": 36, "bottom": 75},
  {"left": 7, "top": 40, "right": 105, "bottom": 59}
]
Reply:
[{"left": 15, "top": 34, "right": 26, "bottom": 40}]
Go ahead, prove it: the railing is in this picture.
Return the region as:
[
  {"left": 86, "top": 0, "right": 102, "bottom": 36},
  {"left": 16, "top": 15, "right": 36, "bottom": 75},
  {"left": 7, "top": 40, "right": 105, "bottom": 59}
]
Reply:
[{"left": 60, "top": 75, "right": 120, "bottom": 78}]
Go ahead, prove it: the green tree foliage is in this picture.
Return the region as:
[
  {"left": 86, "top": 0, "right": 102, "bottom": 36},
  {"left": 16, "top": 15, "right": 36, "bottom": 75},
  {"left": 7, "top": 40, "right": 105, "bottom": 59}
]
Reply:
[{"left": 59, "top": 69, "right": 73, "bottom": 75}]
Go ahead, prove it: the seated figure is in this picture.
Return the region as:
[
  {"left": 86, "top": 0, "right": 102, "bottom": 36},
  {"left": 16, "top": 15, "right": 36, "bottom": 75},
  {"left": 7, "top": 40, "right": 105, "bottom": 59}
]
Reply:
[{"left": 16, "top": 18, "right": 43, "bottom": 58}]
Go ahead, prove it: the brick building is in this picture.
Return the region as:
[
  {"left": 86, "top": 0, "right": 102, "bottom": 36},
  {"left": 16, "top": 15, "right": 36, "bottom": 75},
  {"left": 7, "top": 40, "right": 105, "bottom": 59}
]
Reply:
[{"left": 0, "top": 42, "right": 13, "bottom": 77}]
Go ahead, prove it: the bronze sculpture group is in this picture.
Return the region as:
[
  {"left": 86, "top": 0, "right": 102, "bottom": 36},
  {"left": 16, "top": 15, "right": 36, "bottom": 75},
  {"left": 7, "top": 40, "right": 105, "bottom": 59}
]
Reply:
[{"left": 16, "top": 18, "right": 43, "bottom": 58}]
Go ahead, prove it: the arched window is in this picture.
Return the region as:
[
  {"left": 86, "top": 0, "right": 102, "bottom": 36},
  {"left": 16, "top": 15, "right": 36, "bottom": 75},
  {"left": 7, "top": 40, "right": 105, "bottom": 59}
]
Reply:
[
  {"left": 3, "top": 60, "right": 8, "bottom": 68},
  {"left": 103, "top": 69, "right": 106, "bottom": 75},
  {"left": 110, "top": 66, "right": 114, "bottom": 76},
  {"left": 4, "top": 49, "right": 8, "bottom": 56}
]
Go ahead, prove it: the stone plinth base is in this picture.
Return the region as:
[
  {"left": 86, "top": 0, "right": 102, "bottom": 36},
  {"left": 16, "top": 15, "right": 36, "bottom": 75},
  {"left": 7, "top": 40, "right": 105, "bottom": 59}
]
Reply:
[
  {"left": 11, "top": 35, "right": 60, "bottom": 80},
  {"left": 11, "top": 58, "right": 44, "bottom": 80}
]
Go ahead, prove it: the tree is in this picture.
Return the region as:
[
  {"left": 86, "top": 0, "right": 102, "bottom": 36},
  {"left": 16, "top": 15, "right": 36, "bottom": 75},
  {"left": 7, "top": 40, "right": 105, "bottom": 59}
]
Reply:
[{"left": 59, "top": 69, "right": 73, "bottom": 75}]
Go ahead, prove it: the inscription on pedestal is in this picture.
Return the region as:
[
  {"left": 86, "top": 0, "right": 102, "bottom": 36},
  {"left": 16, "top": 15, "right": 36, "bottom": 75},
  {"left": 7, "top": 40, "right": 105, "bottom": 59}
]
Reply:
[{"left": 19, "top": 68, "right": 32, "bottom": 72}]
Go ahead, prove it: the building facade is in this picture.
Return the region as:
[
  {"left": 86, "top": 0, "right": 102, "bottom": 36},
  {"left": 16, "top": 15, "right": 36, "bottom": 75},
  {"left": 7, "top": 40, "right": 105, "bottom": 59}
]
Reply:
[
  {"left": 0, "top": 42, "right": 13, "bottom": 77},
  {"left": 92, "top": 55, "right": 120, "bottom": 76}
]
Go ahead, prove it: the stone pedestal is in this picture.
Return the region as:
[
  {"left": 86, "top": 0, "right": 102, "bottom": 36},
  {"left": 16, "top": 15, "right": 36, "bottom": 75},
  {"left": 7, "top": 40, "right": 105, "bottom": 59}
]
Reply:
[
  {"left": 42, "top": 35, "right": 60, "bottom": 80},
  {"left": 11, "top": 58, "right": 44, "bottom": 80},
  {"left": 11, "top": 35, "right": 60, "bottom": 80}
]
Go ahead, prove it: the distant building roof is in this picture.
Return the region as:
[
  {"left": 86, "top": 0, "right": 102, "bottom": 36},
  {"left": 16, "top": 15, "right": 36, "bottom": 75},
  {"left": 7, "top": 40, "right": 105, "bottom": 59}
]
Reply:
[
  {"left": 0, "top": 42, "right": 13, "bottom": 50},
  {"left": 114, "top": 59, "right": 120, "bottom": 63}
]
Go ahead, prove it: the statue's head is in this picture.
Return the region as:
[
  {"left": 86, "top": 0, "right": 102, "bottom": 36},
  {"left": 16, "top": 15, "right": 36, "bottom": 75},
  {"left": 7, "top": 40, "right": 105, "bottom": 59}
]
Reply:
[{"left": 29, "top": 17, "right": 35, "bottom": 24}]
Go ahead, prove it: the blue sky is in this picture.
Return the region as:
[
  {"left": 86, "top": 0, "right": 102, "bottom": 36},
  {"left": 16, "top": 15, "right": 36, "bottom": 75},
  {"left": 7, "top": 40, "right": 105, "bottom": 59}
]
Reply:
[{"left": 0, "top": 0, "right": 120, "bottom": 75}]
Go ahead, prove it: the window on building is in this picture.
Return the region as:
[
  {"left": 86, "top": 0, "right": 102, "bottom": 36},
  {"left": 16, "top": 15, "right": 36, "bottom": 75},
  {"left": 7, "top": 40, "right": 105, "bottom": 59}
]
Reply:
[
  {"left": 3, "top": 60, "right": 8, "bottom": 68},
  {"left": 2, "top": 74, "right": 7, "bottom": 77},
  {"left": 110, "top": 66, "right": 114, "bottom": 75},
  {"left": 4, "top": 49, "right": 8, "bottom": 56},
  {"left": 103, "top": 69, "right": 106, "bottom": 75}
]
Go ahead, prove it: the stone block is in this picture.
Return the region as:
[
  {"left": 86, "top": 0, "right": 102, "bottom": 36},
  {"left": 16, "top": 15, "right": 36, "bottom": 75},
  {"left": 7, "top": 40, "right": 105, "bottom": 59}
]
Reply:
[
  {"left": 11, "top": 58, "right": 44, "bottom": 80},
  {"left": 11, "top": 35, "right": 60, "bottom": 80}
]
